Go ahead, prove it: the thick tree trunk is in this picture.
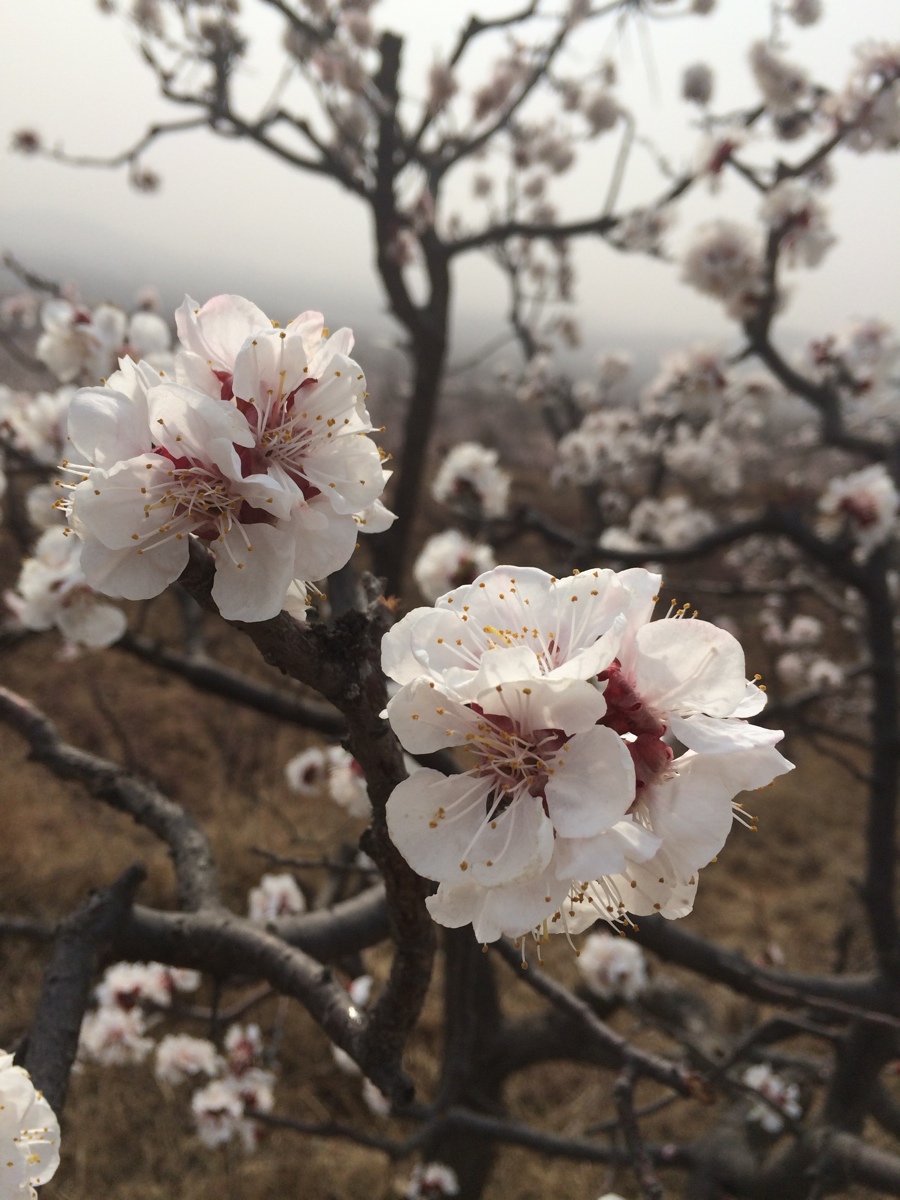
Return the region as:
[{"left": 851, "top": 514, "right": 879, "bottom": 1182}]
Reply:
[
  {"left": 375, "top": 325, "right": 449, "bottom": 593},
  {"left": 420, "top": 928, "right": 504, "bottom": 1200}
]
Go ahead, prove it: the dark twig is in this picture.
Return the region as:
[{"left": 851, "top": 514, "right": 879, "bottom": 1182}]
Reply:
[
  {"left": 440, "top": 1107, "right": 693, "bottom": 1169},
  {"left": 176, "top": 983, "right": 274, "bottom": 1026},
  {"left": 116, "top": 631, "right": 345, "bottom": 735},
  {"left": 614, "top": 1066, "right": 666, "bottom": 1200},
  {"left": 491, "top": 939, "right": 700, "bottom": 1097},
  {"left": 2, "top": 252, "right": 63, "bottom": 297},
  {"left": 0, "top": 916, "right": 57, "bottom": 941},
  {"left": 630, "top": 916, "right": 898, "bottom": 1026},
  {"left": 112, "top": 902, "right": 398, "bottom": 1095},
  {"left": 249, "top": 1107, "right": 422, "bottom": 1156}
]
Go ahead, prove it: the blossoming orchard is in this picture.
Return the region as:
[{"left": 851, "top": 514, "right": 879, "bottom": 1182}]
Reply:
[{"left": 1, "top": 0, "right": 899, "bottom": 1197}]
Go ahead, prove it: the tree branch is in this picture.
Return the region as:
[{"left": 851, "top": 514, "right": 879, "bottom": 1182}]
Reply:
[
  {"left": 176, "top": 544, "right": 435, "bottom": 1102},
  {"left": 491, "top": 938, "right": 702, "bottom": 1097},
  {"left": 630, "top": 916, "right": 898, "bottom": 1025},
  {"left": 22, "top": 864, "right": 146, "bottom": 1114},
  {"left": 116, "top": 631, "right": 345, "bottom": 735}
]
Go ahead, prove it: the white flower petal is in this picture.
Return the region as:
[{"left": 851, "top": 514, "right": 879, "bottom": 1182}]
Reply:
[
  {"left": 66, "top": 376, "right": 151, "bottom": 465},
  {"left": 79, "top": 531, "right": 188, "bottom": 601},
  {"left": 553, "top": 820, "right": 658, "bottom": 883},
  {"left": 645, "top": 744, "right": 793, "bottom": 870},
  {"left": 468, "top": 797, "right": 555, "bottom": 886},
  {"left": 354, "top": 498, "right": 396, "bottom": 533},
  {"left": 472, "top": 675, "right": 607, "bottom": 738},
  {"left": 211, "top": 522, "right": 297, "bottom": 621},
  {"left": 290, "top": 498, "right": 359, "bottom": 582},
  {"left": 57, "top": 596, "right": 127, "bottom": 648},
  {"left": 387, "top": 769, "right": 497, "bottom": 883},
  {"left": 427, "top": 870, "right": 569, "bottom": 942},
  {"left": 386, "top": 679, "right": 477, "bottom": 753},
  {"left": 669, "top": 712, "right": 785, "bottom": 754},
  {"left": 634, "top": 618, "right": 749, "bottom": 717},
  {"left": 175, "top": 293, "right": 268, "bottom": 368},
  {"left": 545, "top": 726, "right": 635, "bottom": 838},
  {"left": 147, "top": 384, "right": 255, "bottom": 460},
  {"left": 72, "top": 458, "right": 168, "bottom": 549},
  {"left": 232, "top": 328, "right": 311, "bottom": 404}
]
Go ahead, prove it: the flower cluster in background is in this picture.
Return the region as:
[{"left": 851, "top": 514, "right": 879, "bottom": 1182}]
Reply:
[
  {"left": 743, "top": 1063, "right": 804, "bottom": 1134},
  {"left": 404, "top": 1162, "right": 460, "bottom": 1199},
  {"left": 284, "top": 743, "right": 370, "bottom": 818},
  {"left": 78, "top": 960, "right": 201, "bottom": 1066},
  {"left": 817, "top": 462, "right": 899, "bottom": 560},
  {"left": 577, "top": 931, "right": 649, "bottom": 1002},
  {"left": 247, "top": 872, "right": 307, "bottom": 922},
  {"left": 413, "top": 529, "right": 496, "bottom": 603},
  {"left": 5, "top": 525, "right": 127, "bottom": 649},
  {"left": 75, "top": 958, "right": 279, "bottom": 1152},
  {"left": 188, "top": 1025, "right": 276, "bottom": 1152},
  {"left": 431, "top": 441, "right": 511, "bottom": 523}
]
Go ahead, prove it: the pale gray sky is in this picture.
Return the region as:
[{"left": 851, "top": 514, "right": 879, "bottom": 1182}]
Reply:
[{"left": 3, "top": 0, "right": 899, "bottom": 362}]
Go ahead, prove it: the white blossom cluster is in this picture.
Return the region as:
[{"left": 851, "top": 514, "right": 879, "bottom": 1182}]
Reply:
[
  {"left": 0, "top": 1052, "right": 61, "bottom": 1200},
  {"left": 554, "top": 407, "right": 656, "bottom": 490},
  {"left": 761, "top": 180, "right": 835, "bottom": 269},
  {"left": 555, "top": 349, "right": 774, "bottom": 507},
  {"left": 680, "top": 219, "right": 765, "bottom": 319},
  {"left": 577, "top": 931, "right": 649, "bottom": 1001},
  {"left": 0, "top": 382, "right": 73, "bottom": 466},
  {"left": 413, "top": 529, "right": 496, "bottom": 603},
  {"left": 78, "top": 961, "right": 201, "bottom": 1067},
  {"left": 57, "top": 294, "right": 393, "bottom": 623},
  {"left": 809, "top": 317, "right": 898, "bottom": 392},
  {"left": 285, "top": 743, "right": 370, "bottom": 817},
  {"left": 748, "top": 40, "right": 810, "bottom": 116},
  {"left": 817, "top": 462, "right": 899, "bottom": 561},
  {"left": 381, "top": 564, "right": 792, "bottom": 944},
  {"left": 431, "top": 442, "right": 510, "bottom": 519},
  {"left": 805, "top": 318, "right": 900, "bottom": 440},
  {"left": 743, "top": 1062, "right": 803, "bottom": 1133},
  {"left": 36, "top": 296, "right": 171, "bottom": 384},
  {"left": 643, "top": 345, "right": 728, "bottom": 420},
  {"left": 5, "top": 526, "right": 127, "bottom": 649},
  {"left": 599, "top": 495, "right": 716, "bottom": 554},
  {"left": 188, "top": 1024, "right": 276, "bottom": 1152},
  {"left": 760, "top": 602, "right": 844, "bottom": 696},
  {"left": 247, "top": 872, "right": 307, "bottom": 922},
  {"left": 823, "top": 41, "right": 900, "bottom": 154},
  {"left": 76, "top": 960, "right": 277, "bottom": 1153},
  {"left": 404, "top": 1161, "right": 460, "bottom": 1198}
]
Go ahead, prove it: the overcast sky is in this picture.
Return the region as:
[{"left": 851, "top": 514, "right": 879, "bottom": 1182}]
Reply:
[{"left": 3, "top": 0, "right": 899, "bottom": 364}]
